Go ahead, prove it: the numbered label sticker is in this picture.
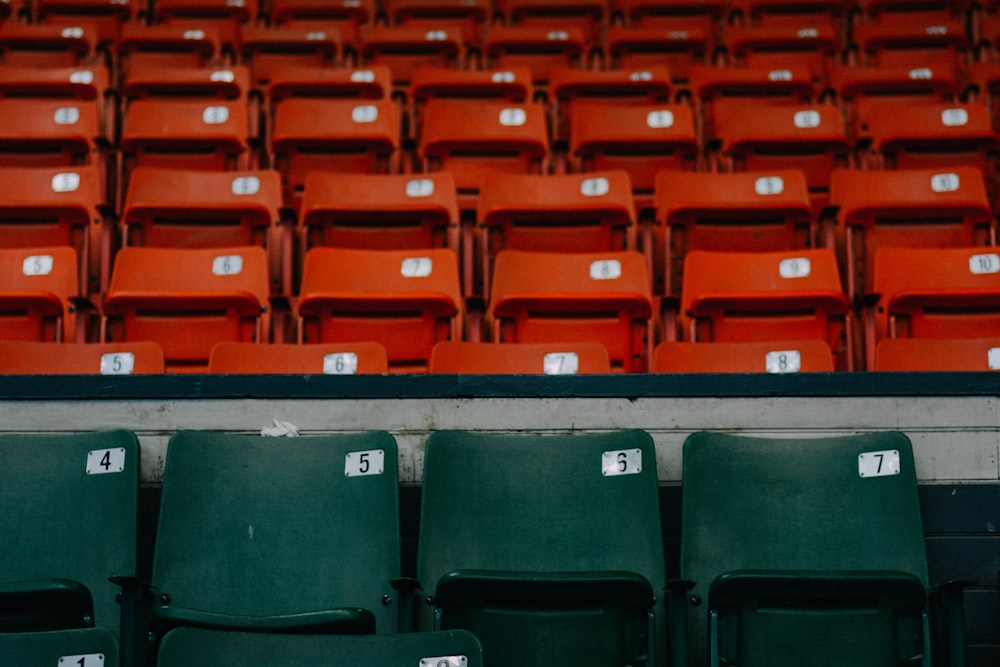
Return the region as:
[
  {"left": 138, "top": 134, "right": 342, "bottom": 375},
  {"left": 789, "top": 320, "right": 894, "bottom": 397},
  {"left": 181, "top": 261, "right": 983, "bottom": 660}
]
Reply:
[
  {"left": 352, "top": 104, "right": 379, "bottom": 123},
  {"left": 858, "top": 449, "right": 901, "bottom": 478},
  {"left": 323, "top": 352, "right": 359, "bottom": 375},
  {"left": 306, "top": 31, "right": 327, "bottom": 40},
  {"left": 647, "top": 110, "right": 674, "bottom": 128},
  {"left": 86, "top": 448, "right": 126, "bottom": 475},
  {"left": 345, "top": 0, "right": 362, "bottom": 6},
  {"left": 213, "top": 255, "right": 244, "bottom": 276},
  {"left": 543, "top": 352, "right": 579, "bottom": 375},
  {"left": 547, "top": 30, "right": 569, "bottom": 41},
  {"left": 590, "top": 259, "right": 622, "bottom": 280},
  {"left": 492, "top": 71, "right": 516, "bottom": 83},
  {"left": 345, "top": 449, "right": 384, "bottom": 477},
  {"left": 779, "top": 257, "right": 811, "bottom": 279},
  {"left": 499, "top": 108, "right": 526, "bottom": 127},
  {"left": 401, "top": 257, "right": 433, "bottom": 277},
  {"left": 52, "top": 172, "right": 81, "bottom": 193},
  {"left": 765, "top": 350, "right": 801, "bottom": 374},
  {"left": 232, "top": 176, "right": 260, "bottom": 196},
  {"left": 931, "top": 172, "right": 959, "bottom": 192},
  {"left": 988, "top": 348, "right": 1000, "bottom": 370},
  {"left": 351, "top": 70, "right": 376, "bottom": 83},
  {"left": 941, "top": 108, "right": 968, "bottom": 127},
  {"left": 754, "top": 176, "right": 784, "bottom": 196},
  {"left": 768, "top": 69, "right": 792, "bottom": 81},
  {"left": 70, "top": 70, "right": 94, "bottom": 85},
  {"left": 797, "top": 27, "right": 818, "bottom": 38},
  {"left": 22, "top": 255, "right": 54, "bottom": 276},
  {"left": 793, "top": 110, "right": 820, "bottom": 128},
  {"left": 54, "top": 107, "right": 80, "bottom": 125},
  {"left": 629, "top": 70, "right": 653, "bottom": 81},
  {"left": 420, "top": 656, "right": 467, "bottom": 667},
  {"left": 228, "top": 0, "right": 246, "bottom": 6},
  {"left": 61, "top": 26, "right": 84, "bottom": 39},
  {"left": 406, "top": 178, "right": 435, "bottom": 198},
  {"left": 203, "top": 105, "right": 230, "bottom": 125},
  {"left": 580, "top": 177, "right": 609, "bottom": 197},
  {"left": 602, "top": 449, "right": 642, "bottom": 476},
  {"left": 100, "top": 353, "right": 135, "bottom": 376},
  {"left": 926, "top": 24, "right": 947, "bottom": 35},
  {"left": 59, "top": 654, "right": 104, "bottom": 667},
  {"left": 909, "top": 67, "right": 933, "bottom": 80},
  {"left": 969, "top": 253, "right": 1000, "bottom": 275},
  {"left": 425, "top": 30, "right": 448, "bottom": 41},
  {"left": 183, "top": 30, "right": 206, "bottom": 40},
  {"left": 210, "top": 70, "right": 235, "bottom": 83},
  {"left": 667, "top": 30, "right": 688, "bottom": 39}
]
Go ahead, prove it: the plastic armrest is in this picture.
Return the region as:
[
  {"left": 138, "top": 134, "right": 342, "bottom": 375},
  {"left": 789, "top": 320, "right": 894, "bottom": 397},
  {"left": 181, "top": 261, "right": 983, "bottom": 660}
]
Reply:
[
  {"left": 0, "top": 578, "right": 94, "bottom": 631},
  {"left": 435, "top": 569, "right": 654, "bottom": 610},
  {"left": 149, "top": 605, "right": 376, "bottom": 636}
]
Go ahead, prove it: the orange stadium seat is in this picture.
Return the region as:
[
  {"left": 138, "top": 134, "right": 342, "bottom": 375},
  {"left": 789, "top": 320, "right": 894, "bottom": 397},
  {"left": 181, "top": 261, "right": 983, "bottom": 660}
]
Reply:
[
  {"left": 728, "top": 0, "right": 848, "bottom": 29},
  {"left": 239, "top": 25, "right": 342, "bottom": 87},
  {"left": 570, "top": 101, "right": 698, "bottom": 210},
  {"left": 381, "top": 0, "right": 490, "bottom": 47},
  {"left": 269, "top": 0, "right": 375, "bottom": 46},
  {"left": 829, "top": 166, "right": 994, "bottom": 302},
  {"left": 418, "top": 99, "right": 549, "bottom": 207},
  {"left": 122, "top": 64, "right": 251, "bottom": 102},
  {"left": 429, "top": 340, "right": 612, "bottom": 373},
  {"left": 604, "top": 25, "right": 713, "bottom": 83},
  {"left": 965, "top": 62, "right": 1000, "bottom": 132},
  {"left": 0, "top": 340, "right": 165, "bottom": 374},
  {"left": 207, "top": 341, "right": 390, "bottom": 374},
  {"left": 0, "top": 165, "right": 107, "bottom": 297},
  {"left": 477, "top": 170, "right": 637, "bottom": 297},
  {"left": 488, "top": 249, "right": 653, "bottom": 372},
  {"left": 655, "top": 168, "right": 815, "bottom": 296},
  {"left": 867, "top": 245, "right": 1000, "bottom": 369},
  {"left": 153, "top": 0, "right": 257, "bottom": 47},
  {"left": 679, "top": 248, "right": 852, "bottom": 369},
  {"left": 0, "top": 21, "right": 99, "bottom": 67},
  {"left": 652, "top": 339, "right": 836, "bottom": 372},
  {"left": 722, "top": 23, "right": 840, "bottom": 83},
  {"left": 482, "top": 24, "right": 589, "bottom": 85},
  {"left": 359, "top": 25, "right": 465, "bottom": 87},
  {"left": 0, "top": 246, "right": 82, "bottom": 343},
  {"left": 115, "top": 24, "right": 222, "bottom": 75},
  {"left": 0, "top": 63, "right": 111, "bottom": 101},
  {"left": 266, "top": 64, "right": 392, "bottom": 104},
  {"left": 0, "top": 98, "right": 105, "bottom": 169},
  {"left": 851, "top": 19, "right": 967, "bottom": 71},
  {"left": 270, "top": 98, "right": 400, "bottom": 207},
  {"left": 35, "top": 0, "right": 137, "bottom": 45},
  {"left": 102, "top": 246, "right": 271, "bottom": 372},
  {"left": 616, "top": 0, "right": 726, "bottom": 31},
  {"left": 297, "top": 247, "right": 463, "bottom": 372},
  {"left": 874, "top": 337, "right": 1000, "bottom": 371},
  {"left": 856, "top": 0, "right": 966, "bottom": 25}
]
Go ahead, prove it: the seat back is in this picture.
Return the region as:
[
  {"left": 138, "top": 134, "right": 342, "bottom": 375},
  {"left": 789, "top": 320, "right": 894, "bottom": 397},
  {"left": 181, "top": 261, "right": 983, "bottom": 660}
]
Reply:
[
  {"left": 102, "top": 246, "right": 270, "bottom": 372},
  {"left": 207, "top": 341, "right": 389, "bottom": 374},
  {"left": 0, "top": 21, "right": 98, "bottom": 67},
  {"left": 150, "top": 431, "right": 400, "bottom": 636},
  {"left": 417, "top": 429, "right": 665, "bottom": 666},
  {"left": 875, "top": 337, "right": 1000, "bottom": 371},
  {"left": 0, "top": 245, "right": 80, "bottom": 342},
  {"left": 482, "top": 24, "right": 588, "bottom": 85},
  {"left": 680, "top": 431, "right": 929, "bottom": 667},
  {"left": 359, "top": 25, "right": 464, "bottom": 86},
  {"left": 652, "top": 339, "right": 835, "bottom": 372},
  {"left": 488, "top": 249, "right": 653, "bottom": 372},
  {"left": 0, "top": 341, "right": 165, "bottom": 374},
  {"left": 0, "top": 98, "right": 102, "bottom": 168},
  {"left": 429, "top": 341, "right": 612, "bottom": 373},
  {"left": 605, "top": 26, "right": 713, "bottom": 83},
  {"left": 116, "top": 24, "right": 222, "bottom": 75},
  {"left": 239, "top": 25, "right": 341, "bottom": 86},
  {"left": 0, "top": 629, "right": 119, "bottom": 667},
  {"left": 298, "top": 246, "right": 462, "bottom": 372},
  {"left": 0, "top": 430, "right": 138, "bottom": 633}
]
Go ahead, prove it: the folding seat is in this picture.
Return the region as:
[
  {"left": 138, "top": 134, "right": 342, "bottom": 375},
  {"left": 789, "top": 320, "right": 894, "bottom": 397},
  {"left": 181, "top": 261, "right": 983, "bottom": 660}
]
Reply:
[
  {"left": 0, "top": 63, "right": 111, "bottom": 101},
  {"left": 722, "top": 23, "right": 840, "bottom": 84},
  {"left": 145, "top": 430, "right": 400, "bottom": 650},
  {"left": 416, "top": 430, "right": 665, "bottom": 666},
  {"left": 0, "top": 429, "right": 137, "bottom": 638},
  {"left": 653, "top": 339, "right": 835, "bottom": 372},
  {"left": 655, "top": 168, "right": 815, "bottom": 296},
  {"left": 728, "top": 0, "right": 848, "bottom": 29},
  {"left": 359, "top": 25, "right": 465, "bottom": 87},
  {"left": 115, "top": 24, "right": 222, "bottom": 76},
  {"left": 477, "top": 171, "right": 637, "bottom": 297},
  {"left": 569, "top": 102, "right": 698, "bottom": 211},
  {"left": 548, "top": 65, "right": 672, "bottom": 144},
  {"left": 0, "top": 246, "right": 82, "bottom": 343},
  {"left": 153, "top": 0, "right": 258, "bottom": 48},
  {"left": 269, "top": 0, "right": 375, "bottom": 47},
  {"left": 270, "top": 98, "right": 400, "bottom": 207},
  {"left": 866, "top": 246, "right": 1000, "bottom": 368},
  {"left": 266, "top": 64, "right": 392, "bottom": 104},
  {"left": 679, "top": 431, "right": 934, "bottom": 667},
  {"left": 121, "top": 64, "right": 251, "bottom": 102},
  {"left": 418, "top": 98, "right": 549, "bottom": 207},
  {"left": 856, "top": 0, "right": 966, "bottom": 27},
  {"left": 482, "top": 24, "right": 589, "bottom": 85},
  {"left": 850, "top": 19, "right": 968, "bottom": 71},
  {"left": 298, "top": 247, "right": 463, "bottom": 372},
  {"left": 616, "top": 0, "right": 726, "bottom": 31},
  {"left": 708, "top": 101, "right": 851, "bottom": 213},
  {"left": 0, "top": 340, "right": 165, "bottom": 374},
  {"left": 238, "top": 25, "right": 342, "bottom": 86},
  {"left": 429, "top": 340, "right": 612, "bottom": 373},
  {"left": 488, "top": 249, "right": 653, "bottom": 372},
  {"left": 381, "top": 0, "right": 491, "bottom": 48},
  {"left": 604, "top": 25, "right": 714, "bottom": 84},
  {"left": 0, "top": 98, "right": 105, "bottom": 169},
  {"left": 157, "top": 628, "right": 483, "bottom": 667},
  {"left": 829, "top": 166, "right": 994, "bottom": 304},
  {"left": 874, "top": 336, "right": 1000, "bottom": 370},
  {"left": 122, "top": 167, "right": 286, "bottom": 292},
  {"left": 0, "top": 629, "right": 120, "bottom": 667},
  {"left": 494, "top": 0, "right": 607, "bottom": 43},
  {"left": 35, "top": 0, "right": 136, "bottom": 45},
  {"left": 0, "top": 21, "right": 99, "bottom": 67},
  {"left": 679, "top": 248, "right": 852, "bottom": 369},
  {"left": 102, "top": 246, "right": 271, "bottom": 372},
  {"left": 207, "top": 341, "right": 389, "bottom": 374}
]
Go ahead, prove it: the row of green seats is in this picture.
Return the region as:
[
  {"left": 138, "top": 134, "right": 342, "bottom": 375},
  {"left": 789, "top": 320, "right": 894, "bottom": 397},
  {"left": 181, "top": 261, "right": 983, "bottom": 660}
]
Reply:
[{"left": 0, "top": 427, "right": 961, "bottom": 667}]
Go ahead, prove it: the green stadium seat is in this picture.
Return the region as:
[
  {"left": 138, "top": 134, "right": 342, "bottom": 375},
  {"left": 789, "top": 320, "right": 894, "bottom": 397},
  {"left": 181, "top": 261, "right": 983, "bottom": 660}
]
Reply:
[
  {"left": 147, "top": 431, "right": 401, "bottom": 645},
  {"left": 416, "top": 429, "right": 666, "bottom": 667},
  {"left": 157, "top": 627, "right": 483, "bottom": 667},
  {"left": 0, "top": 628, "right": 119, "bottom": 667},
  {"left": 679, "top": 431, "right": 932, "bottom": 667}
]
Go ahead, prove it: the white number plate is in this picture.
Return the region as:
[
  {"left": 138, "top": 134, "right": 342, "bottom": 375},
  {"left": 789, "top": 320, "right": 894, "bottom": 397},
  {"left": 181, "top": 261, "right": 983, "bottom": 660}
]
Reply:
[
  {"left": 590, "top": 259, "right": 621, "bottom": 280},
  {"left": 86, "top": 448, "right": 126, "bottom": 475},
  {"left": 858, "top": 450, "right": 901, "bottom": 478},
  {"left": 765, "top": 350, "right": 801, "bottom": 374},
  {"left": 602, "top": 449, "right": 642, "bottom": 476},
  {"left": 345, "top": 449, "right": 384, "bottom": 477},
  {"left": 543, "top": 352, "right": 579, "bottom": 375},
  {"left": 323, "top": 352, "right": 358, "bottom": 375},
  {"left": 58, "top": 654, "right": 104, "bottom": 667},
  {"left": 420, "top": 657, "right": 467, "bottom": 667},
  {"left": 212, "top": 255, "right": 243, "bottom": 276},
  {"left": 100, "top": 353, "right": 135, "bottom": 375}
]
